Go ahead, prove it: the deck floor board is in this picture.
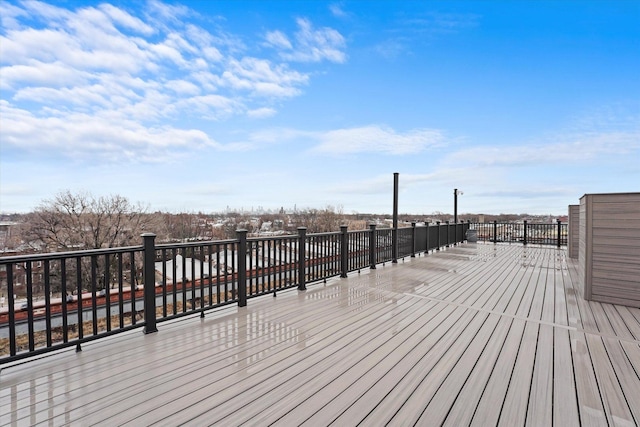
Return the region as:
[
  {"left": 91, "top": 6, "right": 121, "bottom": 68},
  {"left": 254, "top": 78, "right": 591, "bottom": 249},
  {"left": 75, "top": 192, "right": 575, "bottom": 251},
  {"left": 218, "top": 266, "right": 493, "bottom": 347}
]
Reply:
[{"left": 2, "top": 243, "right": 640, "bottom": 426}]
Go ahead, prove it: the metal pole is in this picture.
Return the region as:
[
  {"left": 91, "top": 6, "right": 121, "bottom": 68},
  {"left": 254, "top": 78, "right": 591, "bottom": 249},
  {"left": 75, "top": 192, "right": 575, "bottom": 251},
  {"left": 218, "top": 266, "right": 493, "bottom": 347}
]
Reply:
[
  {"left": 454, "top": 188, "right": 458, "bottom": 224},
  {"left": 392, "top": 172, "right": 399, "bottom": 263}
]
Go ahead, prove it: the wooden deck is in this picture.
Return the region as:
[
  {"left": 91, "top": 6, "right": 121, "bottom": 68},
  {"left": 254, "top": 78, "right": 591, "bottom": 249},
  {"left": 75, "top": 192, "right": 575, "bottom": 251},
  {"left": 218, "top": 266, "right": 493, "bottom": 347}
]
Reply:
[{"left": 2, "top": 243, "right": 640, "bottom": 426}]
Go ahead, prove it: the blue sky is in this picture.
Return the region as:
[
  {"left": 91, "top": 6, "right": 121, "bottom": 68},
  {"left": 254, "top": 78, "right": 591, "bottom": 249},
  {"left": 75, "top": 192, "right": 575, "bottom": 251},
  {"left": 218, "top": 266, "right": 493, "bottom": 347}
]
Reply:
[{"left": 1, "top": 0, "right": 638, "bottom": 216}]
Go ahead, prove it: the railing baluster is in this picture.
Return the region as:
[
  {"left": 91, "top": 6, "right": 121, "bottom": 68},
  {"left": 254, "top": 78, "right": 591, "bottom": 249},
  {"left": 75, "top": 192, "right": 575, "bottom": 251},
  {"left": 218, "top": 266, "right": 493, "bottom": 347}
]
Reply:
[
  {"left": 216, "top": 247, "right": 222, "bottom": 303},
  {"left": 7, "top": 264, "right": 16, "bottom": 356},
  {"left": 160, "top": 249, "right": 167, "bottom": 318},
  {"left": 171, "top": 248, "right": 177, "bottom": 315},
  {"left": 61, "top": 260, "right": 69, "bottom": 343},
  {"left": 44, "top": 260, "right": 52, "bottom": 347},
  {"left": 181, "top": 248, "right": 187, "bottom": 313},
  {"left": 129, "top": 251, "right": 136, "bottom": 325},
  {"left": 104, "top": 254, "right": 111, "bottom": 332},
  {"left": 76, "top": 256, "right": 83, "bottom": 348},
  {"left": 207, "top": 246, "right": 213, "bottom": 308},
  {"left": 26, "top": 262, "right": 35, "bottom": 352}
]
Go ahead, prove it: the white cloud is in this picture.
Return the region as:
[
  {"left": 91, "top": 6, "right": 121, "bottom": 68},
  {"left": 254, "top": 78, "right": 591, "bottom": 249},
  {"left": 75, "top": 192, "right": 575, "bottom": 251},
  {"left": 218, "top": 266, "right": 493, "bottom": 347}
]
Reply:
[
  {"left": 247, "top": 107, "right": 277, "bottom": 119},
  {"left": 0, "top": 1, "right": 27, "bottom": 30},
  {"left": 311, "top": 125, "right": 446, "bottom": 155},
  {"left": 401, "top": 12, "right": 480, "bottom": 35},
  {"left": 99, "top": 4, "right": 155, "bottom": 35},
  {"left": 0, "top": 100, "right": 218, "bottom": 162},
  {"left": 329, "top": 3, "right": 348, "bottom": 19},
  {"left": 165, "top": 79, "right": 201, "bottom": 96},
  {"left": 373, "top": 12, "right": 479, "bottom": 60},
  {"left": 373, "top": 39, "right": 408, "bottom": 60},
  {"left": 178, "top": 94, "right": 242, "bottom": 119},
  {"left": 146, "top": 0, "right": 191, "bottom": 24},
  {"left": 231, "top": 125, "right": 446, "bottom": 154},
  {"left": 0, "top": 1, "right": 344, "bottom": 162},
  {"left": 0, "top": 61, "right": 89, "bottom": 91},
  {"left": 445, "top": 129, "right": 640, "bottom": 168},
  {"left": 265, "top": 17, "right": 347, "bottom": 63},
  {"left": 222, "top": 57, "right": 308, "bottom": 97},
  {"left": 264, "top": 30, "right": 292, "bottom": 49}
]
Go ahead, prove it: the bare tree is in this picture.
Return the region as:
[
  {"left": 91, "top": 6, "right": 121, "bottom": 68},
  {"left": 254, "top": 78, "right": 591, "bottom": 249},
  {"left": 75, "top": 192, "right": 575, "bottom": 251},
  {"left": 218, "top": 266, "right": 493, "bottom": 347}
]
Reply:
[
  {"left": 20, "top": 191, "right": 160, "bottom": 294},
  {"left": 294, "top": 205, "right": 345, "bottom": 233},
  {"left": 25, "top": 190, "right": 155, "bottom": 251}
]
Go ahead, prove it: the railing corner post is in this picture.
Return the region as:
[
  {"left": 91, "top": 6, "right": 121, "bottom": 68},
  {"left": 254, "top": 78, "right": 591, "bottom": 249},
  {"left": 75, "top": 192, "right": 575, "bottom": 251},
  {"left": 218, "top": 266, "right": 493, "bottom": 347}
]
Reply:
[
  {"left": 369, "top": 223, "right": 377, "bottom": 269},
  {"left": 493, "top": 220, "right": 498, "bottom": 244},
  {"left": 297, "top": 227, "right": 307, "bottom": 290},
  {"left": 523, "top": 220, "right": 528, "bottom": 245},
  {"left": 340, "top": 225, "right": 349, "bottom": 278},
  {"left": 142, "top": 232, "right": 158, "bottom": 334},
  {"left": 236, "top": 229, "right": 248, "bottom": 307},
  {"left": 557, "top": 219, "right": 562, "bottom": 248},
  {"left": 436, "top": 221, "right": 441, "bottom": 250}
]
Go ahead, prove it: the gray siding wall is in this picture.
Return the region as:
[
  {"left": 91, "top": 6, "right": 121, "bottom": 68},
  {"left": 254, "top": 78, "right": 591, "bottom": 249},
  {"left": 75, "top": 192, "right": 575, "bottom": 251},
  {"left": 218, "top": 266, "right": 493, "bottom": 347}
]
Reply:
[
  {"left": 568, "top": 204, "right": 580, "bottom": 259},
  {"left": 579, "top": 192, "right": 640, "bottom": 308}
]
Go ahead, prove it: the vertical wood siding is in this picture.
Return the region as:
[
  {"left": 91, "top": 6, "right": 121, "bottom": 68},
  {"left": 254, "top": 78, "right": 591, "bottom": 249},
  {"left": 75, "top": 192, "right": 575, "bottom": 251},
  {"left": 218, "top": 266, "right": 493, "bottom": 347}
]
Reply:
[
  {"left": 579, "top": 193, "right": 640, "bottom": 308},
  {"left": 568, "top": 205, "right": 580, "bottom": 259}
]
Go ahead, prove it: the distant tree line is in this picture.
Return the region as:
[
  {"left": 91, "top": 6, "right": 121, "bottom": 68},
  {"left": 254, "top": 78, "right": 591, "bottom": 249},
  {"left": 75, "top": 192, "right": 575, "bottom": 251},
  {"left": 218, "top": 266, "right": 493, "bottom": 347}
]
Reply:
[{"left": 0, "top": 190, "right": 557, "bottom": 255}]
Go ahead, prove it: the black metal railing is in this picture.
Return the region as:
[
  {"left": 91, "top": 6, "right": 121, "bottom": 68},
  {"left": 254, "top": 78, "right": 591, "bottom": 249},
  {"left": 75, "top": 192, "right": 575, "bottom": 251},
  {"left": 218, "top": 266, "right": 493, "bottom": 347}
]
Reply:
[
  {"left": 1, "top": 222, "right": 474, "bottom": 365},
  {"left": 469, "top": 220, "right": 567, "bottom": 247}
]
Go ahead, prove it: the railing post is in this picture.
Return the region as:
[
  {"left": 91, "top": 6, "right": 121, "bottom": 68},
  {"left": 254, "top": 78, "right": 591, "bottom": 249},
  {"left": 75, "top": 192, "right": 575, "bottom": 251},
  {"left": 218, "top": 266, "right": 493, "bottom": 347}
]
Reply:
[
  {"left": 142, "top": 233, "right": 158, "bottom": 334},
  {"left": 236, "top": 229, "right": 247, "bottom": 307},
  {"left": 453, "top": 221, "right": 457, "bottom": 246},
  {"left": 493, "top": 220, "right": 498, "bottom": 244},
  {"left": 445, "top": 220, "right": 450, "bottom": 247},
  {"left": 425, "top": 222, "right": 430, "bottom": 253},
  {"left": 392, "top": 172, "right": 399, "bottom": 264},
  {"left": 340, "top": 225, "right": 349, "bottom": 278},
  {"left": 411, "top": 222, "right": 417, "bottom": 257},
  {"left": 557, "top": 219, "right": 562, "bottom": 248},
  {"left": 297, "top": 227, "right": 307, "bottom": 291},
  {"left": 523, "top": 220, "right": 528, "bottom": 245},
  {"left": 369, "top": 223, "right": 377, "bottom": 269},
  {"left": 436, "top": 221, "right": 441, "bottom": 250}
]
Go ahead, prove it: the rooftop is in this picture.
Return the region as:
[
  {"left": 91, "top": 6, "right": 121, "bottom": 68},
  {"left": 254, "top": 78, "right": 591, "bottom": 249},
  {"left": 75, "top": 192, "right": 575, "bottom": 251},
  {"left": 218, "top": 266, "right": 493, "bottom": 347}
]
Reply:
[{"left": 2, "top": 243, "right": 640, "bottom": 425}]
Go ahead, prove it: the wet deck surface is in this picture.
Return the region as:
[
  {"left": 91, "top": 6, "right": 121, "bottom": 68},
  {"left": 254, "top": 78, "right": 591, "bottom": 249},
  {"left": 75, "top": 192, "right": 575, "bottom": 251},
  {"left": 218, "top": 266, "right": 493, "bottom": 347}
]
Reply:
[{"left": 2, "top": 243, "right": 640, "bottom": 426}]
